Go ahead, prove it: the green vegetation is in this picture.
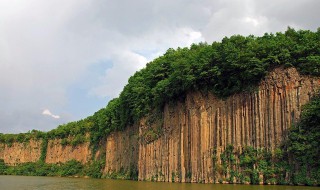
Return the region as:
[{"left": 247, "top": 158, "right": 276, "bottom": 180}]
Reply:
[
  {"left": 0, "top": 159, "right": 106, "bottom": 178},
  {"left": 104, "top": 165, "right": 138, "bottom": 180},
  {"left": 40, "top": 138, "right": 48, "bottom": 162},
  {"left": 216, "top": 145, "right": 289, "bottom": 185},
  {"left": 287, "top": 93, "right": 320, "bottom": 185},
  {"left": 0, "top": 159, "right": 7, "bottom": 174},
  {"left": 83, "top": 160, "right": 106, "bottom": 178},
  {"left": 1, "top": 160, "right": 82, "bottom": 177},
  {"left": 0, "top": 130, "right": 46, "bottom": 147},
  {"left": 58, "top": 135, "right": 88, "bottom": 147}
]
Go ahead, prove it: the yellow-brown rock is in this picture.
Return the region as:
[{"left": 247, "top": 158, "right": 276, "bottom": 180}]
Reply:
[
  {"left": 0, "top": 140, "right": 42, "bottom": 166},
  {"left": 45, "top": 139, "right": 92, "bottom": 164},
  {"left": 104, "top": 125, "right": 138, "bottom": 175}
]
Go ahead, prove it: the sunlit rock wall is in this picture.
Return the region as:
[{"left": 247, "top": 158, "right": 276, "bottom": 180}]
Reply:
[
  {"left": 0, "top": 140, "right": 42, "bottom": 165},
  {"left": 137, "top": 67, "right": 320, "bottom": 182}
]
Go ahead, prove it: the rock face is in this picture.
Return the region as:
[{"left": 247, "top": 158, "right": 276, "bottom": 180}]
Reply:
[
  {"left": 137, "top": 67, "right": 320, "bottom": 182},
  {"left": 45, "top": 139, "right": 92, "bottom": 164},
  {"left": 104, "top": 125, "right": 139, "bottom": 175},
  {"left": 0, "top": 67, "right": 319, "bottom": 183},
  {"left": 0, "top": 140, "right": 42, "bottom": 165}
]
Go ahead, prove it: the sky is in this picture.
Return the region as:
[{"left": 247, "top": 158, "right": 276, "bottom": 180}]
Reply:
[{"left": 0, "top": 0, "right": 319, "bottom": 134}]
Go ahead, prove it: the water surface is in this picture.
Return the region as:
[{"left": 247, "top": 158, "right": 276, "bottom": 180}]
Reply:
[{"left": 0, "top": 175, "right": 319, "bottom": 190}]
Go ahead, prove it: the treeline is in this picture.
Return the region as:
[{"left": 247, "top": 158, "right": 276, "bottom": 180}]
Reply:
[
  {"left": 0, "top": 158, "right": 138, "bottom": 180},
  {"left": 0, "top": 159, "right": 105, "bottom": 179},
  {"left": 1, "top": 27, "right": 319, "bottom": 146}
]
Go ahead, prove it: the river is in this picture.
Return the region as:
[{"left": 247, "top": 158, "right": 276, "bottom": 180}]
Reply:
[{"left": 0, "top": 175, "right": 319, "bottom": 190}]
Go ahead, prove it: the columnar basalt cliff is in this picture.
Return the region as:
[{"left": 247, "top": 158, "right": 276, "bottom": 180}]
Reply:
[
  {"left": 45, "top": 139, "right": 92, "bottom": 164},
  {"left": 0, "top": 67, "right": 319, "bottom": 182},
  {"left": 97, "top": 67, "right": 319, "bottom": 182},
  {"left": 0, "top": 140, "right": 42, "bottom": 165},
  {"left": 136, "top": 67, "right": 320, "bottom": 182}
]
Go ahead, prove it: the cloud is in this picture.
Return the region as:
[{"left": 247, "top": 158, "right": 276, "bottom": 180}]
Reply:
[
  {"left": 202, "top": 0, "right": 320, "bottom": 42},
  {"left": 42, "top": 109, "right": 60, "bottom": 119},
  {"left": 0, "top": 108, "right": 70, "bottom": 133},
  {"left": 90, "top": 51, "right": 147, "bottom": 98},
  {"left": 0, "top": 0, "right": 319, "bottom": 133}
]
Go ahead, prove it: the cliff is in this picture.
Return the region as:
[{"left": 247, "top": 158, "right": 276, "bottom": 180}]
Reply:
[
  {"left": 103, "top": 67, "right": 319, "bottom": 182},
  {"left": 137, "top": 67, "right": 320, "bottom": 182},
  {"left": 0, "top": 140, "right": 42, "bottom": 165},
  {"left": 0, "top": 137, "right": 92, "bottom": 166},
  {"left": 45, "top": 139, "right": 92, "bottom": 164},
  {"left": 0, "top": 67, "right": 319, "bottom": 183}
]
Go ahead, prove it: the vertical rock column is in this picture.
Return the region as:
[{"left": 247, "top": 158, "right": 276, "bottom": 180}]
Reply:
[
  {"left": 105, "top": 125, "right": 139, "bottom": 175},
  {"left": 138, "top": 67, "right": 320, "bottom": 183}
]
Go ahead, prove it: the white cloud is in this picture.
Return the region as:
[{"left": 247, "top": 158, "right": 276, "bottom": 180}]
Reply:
[
  {"left": 42, "top": 109, "right": 60, "bottom": 119},
  {"left": 202, "top": 0, "right": 319, "bottom": 42},
  {"left": 244, "top": 17, "right": 260, "bottom": 27},
  {"left": 90, "top": 51, "right": 147, "bottom": 98}
]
